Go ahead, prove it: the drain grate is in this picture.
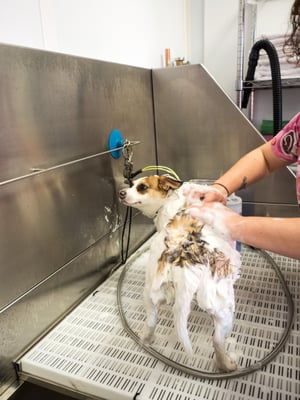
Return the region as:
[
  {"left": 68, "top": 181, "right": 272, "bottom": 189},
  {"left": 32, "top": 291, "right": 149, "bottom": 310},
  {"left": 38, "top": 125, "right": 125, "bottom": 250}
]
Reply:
[{"left": 19, "top": 238, "right": 300, "bottom": 400}]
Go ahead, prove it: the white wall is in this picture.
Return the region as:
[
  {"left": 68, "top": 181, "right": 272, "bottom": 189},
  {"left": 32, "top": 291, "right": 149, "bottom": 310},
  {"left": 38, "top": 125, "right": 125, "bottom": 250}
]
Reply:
[
  {"left": 0, "top": 0, "right": 238, "bottom": 99},
  {"left": 202, "top": 0, "right": 239, "bottom": 101},
  {"left": 0, "top": 0, "right": 296, "bottom": 106},
  {"left": 0, "top": 0, "right": 44, "bottom": 48},
  {"left": 0, "top": 0, "right": 191, "bottom": 69},
  {"left": 249, "top": 0, "right": 296, "bottom": 129},
  {"left": 201, "top": 0, "right": 294, "bottom": 101},
  {"left": 256, "top": 0, "right": 293, "bottom": 37}
]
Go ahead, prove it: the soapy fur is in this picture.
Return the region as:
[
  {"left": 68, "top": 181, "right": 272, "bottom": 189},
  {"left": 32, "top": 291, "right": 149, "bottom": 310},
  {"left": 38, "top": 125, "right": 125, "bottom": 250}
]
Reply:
[{"left": 119, "top": 175, "right": 241, "bottom": 371}]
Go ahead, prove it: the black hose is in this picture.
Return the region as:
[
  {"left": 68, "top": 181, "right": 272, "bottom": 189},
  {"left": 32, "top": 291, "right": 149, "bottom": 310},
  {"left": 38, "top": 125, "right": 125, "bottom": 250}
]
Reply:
[
  {"left": 121, "top": 207, "right": 132, "bottom": 264},
  {"left": 242, "top": 39, "right": 282, "bottom": 135}
]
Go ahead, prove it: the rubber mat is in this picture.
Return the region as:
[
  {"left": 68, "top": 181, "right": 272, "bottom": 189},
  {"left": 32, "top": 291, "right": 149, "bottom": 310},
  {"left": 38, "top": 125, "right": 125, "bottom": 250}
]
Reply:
[{"left": 19, "top": 238, "right": 300, "bottom": 400}]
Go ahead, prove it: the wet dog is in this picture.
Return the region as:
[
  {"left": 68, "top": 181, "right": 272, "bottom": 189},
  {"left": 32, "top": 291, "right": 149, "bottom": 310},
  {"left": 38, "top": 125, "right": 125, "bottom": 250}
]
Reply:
[{"left": 119, "top": 175, "right": 241, "bottom": 371}]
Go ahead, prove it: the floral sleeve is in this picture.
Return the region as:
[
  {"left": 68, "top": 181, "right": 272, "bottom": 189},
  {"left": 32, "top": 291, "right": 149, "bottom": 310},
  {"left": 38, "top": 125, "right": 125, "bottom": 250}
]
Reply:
[
  {"left": 270, "top": 112, "right": 300, "bottom": 162},
  {"left": 270, "top": 112, "right": 300, "bottom": 205}
]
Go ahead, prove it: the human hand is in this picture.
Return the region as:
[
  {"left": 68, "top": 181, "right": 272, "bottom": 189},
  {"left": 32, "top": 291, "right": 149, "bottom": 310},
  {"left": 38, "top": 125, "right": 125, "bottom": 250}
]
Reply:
[
  {"left": 187, "top": 202, "right": 243, "bottom": 242},
  {"left": 182, "top": 182, "right": 227, "bottom": 205}
]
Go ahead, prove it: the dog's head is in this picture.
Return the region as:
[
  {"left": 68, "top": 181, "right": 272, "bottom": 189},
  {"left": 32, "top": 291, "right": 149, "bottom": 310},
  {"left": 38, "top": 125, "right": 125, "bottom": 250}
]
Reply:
[{"left": 119, "top": 175, "right": 183, "bottom": 218}]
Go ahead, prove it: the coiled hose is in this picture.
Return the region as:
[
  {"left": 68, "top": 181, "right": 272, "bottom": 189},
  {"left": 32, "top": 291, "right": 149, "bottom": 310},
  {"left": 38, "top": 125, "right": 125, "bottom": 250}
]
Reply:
[
  {"left": 242, "top": 39, "right": 282, "bottom": 135},
  {"left": 117, "top": 243, "right": 294, "bottom": 380}
]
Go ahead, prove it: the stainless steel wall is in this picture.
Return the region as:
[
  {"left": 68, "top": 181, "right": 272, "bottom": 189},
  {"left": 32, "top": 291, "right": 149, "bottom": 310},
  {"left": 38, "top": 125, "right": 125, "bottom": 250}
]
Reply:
[
  {"left": 0, "top": 44, "right": 156, "bottom": 397},
  {"left": 152, "top": 65, "right": 297, "bottom": 217},
  {"left": 0, "top": 46, "right": 298, "bottom": 399}
]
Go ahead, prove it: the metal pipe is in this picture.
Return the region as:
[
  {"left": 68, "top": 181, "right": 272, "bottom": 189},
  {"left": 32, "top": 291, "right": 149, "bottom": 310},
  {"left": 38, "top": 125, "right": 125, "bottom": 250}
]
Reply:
[
  {"left": 236, "top": 0, "right": 246, "bottom": 108},
  {"left": 0, "top": 141, "right": 140, "bottom": 187}
]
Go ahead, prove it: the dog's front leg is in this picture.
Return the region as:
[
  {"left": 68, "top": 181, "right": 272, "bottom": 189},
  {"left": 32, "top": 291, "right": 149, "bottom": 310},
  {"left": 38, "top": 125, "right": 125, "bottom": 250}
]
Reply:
[{"left": 212, "top": 311, "right": 237, "bottom": 372}]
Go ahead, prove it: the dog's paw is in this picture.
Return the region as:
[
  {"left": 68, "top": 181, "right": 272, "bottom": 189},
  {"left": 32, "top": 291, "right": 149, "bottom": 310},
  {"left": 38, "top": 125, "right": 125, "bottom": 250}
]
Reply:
[
  {"left": 216, "top": 353, "right": 238, "bottom": 372},
  {"left": 184, "top": 346, "right": 194, "bottom": 357},
  {"left": 141, "top": 331, "right": 155, "bottom": 346},
  {"left": 181, "top": 341, "right": 193, "bottom": 357},
  {"left": 165, "top": 285, "right": 175, "bottom": 305}
]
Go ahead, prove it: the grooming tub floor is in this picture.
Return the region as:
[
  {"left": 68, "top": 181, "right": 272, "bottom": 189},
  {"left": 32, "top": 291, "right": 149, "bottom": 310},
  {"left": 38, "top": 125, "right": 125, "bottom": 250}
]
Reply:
[{"left": 19, "top": 238, "right": 300, "bottom": 400}]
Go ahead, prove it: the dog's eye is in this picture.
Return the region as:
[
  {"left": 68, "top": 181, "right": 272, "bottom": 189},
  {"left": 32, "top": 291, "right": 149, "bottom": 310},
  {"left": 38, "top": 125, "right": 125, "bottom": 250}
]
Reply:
[{"left": 137, "top": 183, "right": 148, "bottom": 193}]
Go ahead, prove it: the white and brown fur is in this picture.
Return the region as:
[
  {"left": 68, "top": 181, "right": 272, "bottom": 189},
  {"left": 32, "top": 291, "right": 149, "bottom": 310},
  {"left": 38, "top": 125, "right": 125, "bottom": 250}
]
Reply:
[{"left": 119, "top": 175, "right": 241, "bottom": 371}]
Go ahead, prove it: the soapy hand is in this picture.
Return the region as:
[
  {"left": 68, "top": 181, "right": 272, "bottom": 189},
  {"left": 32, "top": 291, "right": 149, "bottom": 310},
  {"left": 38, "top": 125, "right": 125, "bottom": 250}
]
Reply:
[
  {"left": 182, "top": 182, "right": 227, "bottom": 205},
  {"left": 187, "top": 202, "right": 243, "bottom": 243}
]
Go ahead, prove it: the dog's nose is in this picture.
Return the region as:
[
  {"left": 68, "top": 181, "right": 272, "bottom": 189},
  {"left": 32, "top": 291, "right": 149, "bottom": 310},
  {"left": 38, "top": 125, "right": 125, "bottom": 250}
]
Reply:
[{"left": 119, "top": 189, "right": 127, "bottom": 200}]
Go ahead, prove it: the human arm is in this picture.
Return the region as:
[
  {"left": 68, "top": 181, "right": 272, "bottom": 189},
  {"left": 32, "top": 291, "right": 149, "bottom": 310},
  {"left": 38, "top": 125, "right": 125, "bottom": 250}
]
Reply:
[
  {"left": 186, "top": 112, "right": 300, "bottom": 203},
  {"left": 189, "top": 203, "right": 300, "bottom": 259},
  {"left": 184, "top": 140, "right": 291, "bottom": 204},
  {"left": 232, "top": 215, "right": 300, "bottom": 259},
  {"left": 210, "top": 140, "right": 290, "bottom": 198}
]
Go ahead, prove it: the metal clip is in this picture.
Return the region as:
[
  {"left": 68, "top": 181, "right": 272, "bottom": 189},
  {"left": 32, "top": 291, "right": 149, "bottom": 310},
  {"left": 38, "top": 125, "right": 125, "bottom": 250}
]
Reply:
[{"left": 122, "top": 140, "right": 134, "bottom": 185}]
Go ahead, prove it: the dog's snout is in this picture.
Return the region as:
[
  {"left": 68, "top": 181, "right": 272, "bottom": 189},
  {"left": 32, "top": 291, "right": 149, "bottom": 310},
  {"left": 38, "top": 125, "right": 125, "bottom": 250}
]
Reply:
[{"left": 119, "top": 189, "right": 127, "bottom": 200}]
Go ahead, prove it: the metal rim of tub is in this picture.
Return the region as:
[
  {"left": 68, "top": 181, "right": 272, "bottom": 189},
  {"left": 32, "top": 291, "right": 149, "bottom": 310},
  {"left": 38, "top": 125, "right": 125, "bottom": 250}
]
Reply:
[{"left": 116, "top": 245, "right": 295, "bottom": 380}]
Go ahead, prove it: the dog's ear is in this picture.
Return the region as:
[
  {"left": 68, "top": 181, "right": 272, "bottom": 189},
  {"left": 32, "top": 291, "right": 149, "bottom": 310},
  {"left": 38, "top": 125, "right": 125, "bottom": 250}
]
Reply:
[{"left": 158, "top": 175, "right": 183, "bottom": 191}]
